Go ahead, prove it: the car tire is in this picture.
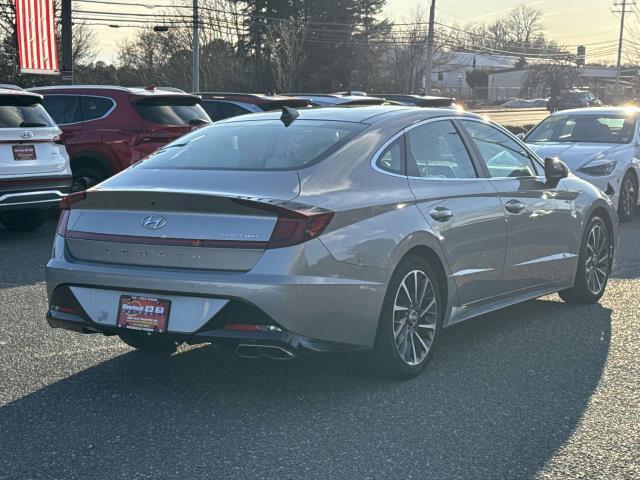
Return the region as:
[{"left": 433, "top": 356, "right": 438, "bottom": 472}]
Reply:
[
  {"left": 0, "top": 209, "right": 47, "bottom": 232},
  {"left": 559, "top": 215, "right": 612, "bottom": 305},
  {"left": 371, "top": 255, "right": 443, "bottom": 380},
  {"left": 72, "top": 167, "right": 106, "bottom": 192},
  {"left": 618, "top": 171, "right": 637, "bottom": 222},
  {"left": 118, "top": 332, "right": 179, "bottom": 354}
]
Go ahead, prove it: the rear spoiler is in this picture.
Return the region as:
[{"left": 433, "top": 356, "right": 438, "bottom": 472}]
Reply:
[{"left": 0, "top": 92, "right": 43, "bottom": 106}]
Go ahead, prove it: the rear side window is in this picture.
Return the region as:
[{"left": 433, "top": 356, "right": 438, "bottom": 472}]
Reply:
[
  {"left": 41, "top": 95, "right": 82, "bottom": 124},
  {"left": 0, "top": 96, "right": 55, "bottom": 128},
  {"left": 81, "top": 96, "right": 114, "bottom": 121},
  {"left": 376, "top": 138, "right": 404, "bottom": 174},
  {"left": 141, "top": 119, "right": 365, "bottom": 170},
  {"left": 134, "top": 96, "right": 210, "bottom": 125},
  {"left": 201, "top": 100, "right": 251, "bottom": 122},
  {"left": 406, "top": 120, "right": 477, "bottom": 178}
]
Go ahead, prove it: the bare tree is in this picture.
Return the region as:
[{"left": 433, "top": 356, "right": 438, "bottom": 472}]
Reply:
[
  {"left": 521, "top": 56, "right": 579, "bottom": 102},
  {"left": 264, "top": 18, "right": 307, "bottom": 93}
]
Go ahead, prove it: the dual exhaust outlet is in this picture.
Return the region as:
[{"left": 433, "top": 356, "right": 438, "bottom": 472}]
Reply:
[{"left": 235, "top": 343, "right": 297, "bottom": 360}]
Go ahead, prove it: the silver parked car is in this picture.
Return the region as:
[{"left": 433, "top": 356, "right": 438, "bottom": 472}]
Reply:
[
  {"left": 46, "top": 106, "right": 617, "bottom": 379},
  {"left": 525, "top": 107, "right": 640, "bottom": 221}
]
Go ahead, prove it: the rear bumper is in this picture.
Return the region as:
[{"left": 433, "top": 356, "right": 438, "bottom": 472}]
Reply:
[
  {"left": 0, "top": 175, "right": 72, "bottom": 210},
  {"left": 45, "top": 235, "right": 388, "bottom": 348}
]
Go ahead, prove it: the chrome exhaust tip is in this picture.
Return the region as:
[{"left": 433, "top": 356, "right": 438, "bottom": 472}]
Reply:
[{"left": 235, "top": 344, "right": 296, "bottom": 360}]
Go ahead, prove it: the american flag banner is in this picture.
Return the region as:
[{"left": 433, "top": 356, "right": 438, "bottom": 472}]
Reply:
[{"left": 15, "top": 0, "right": 59, "bottom": 74}]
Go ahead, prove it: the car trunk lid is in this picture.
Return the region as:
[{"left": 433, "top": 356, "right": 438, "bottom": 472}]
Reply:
[{"left": 63, "top": 169, "right": 301, "bottom": 271}]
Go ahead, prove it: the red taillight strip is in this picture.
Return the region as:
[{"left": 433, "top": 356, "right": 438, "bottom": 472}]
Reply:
[{"left": 65, "top": 230, "right": 269, "bottom": 250}]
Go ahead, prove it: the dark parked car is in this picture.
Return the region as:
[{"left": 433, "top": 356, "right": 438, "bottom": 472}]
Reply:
[
  {"left": 30, "top": 85, "right": 211, "bottom": 190},
  {"left": 197, "top": 93, "right": 310, "bottom": 122},
  {"left": 548, "top": 90, "right": 602, "bottom": 112},
  {"left": 286, "top": 93, "right": 386, "bottom": 107}
]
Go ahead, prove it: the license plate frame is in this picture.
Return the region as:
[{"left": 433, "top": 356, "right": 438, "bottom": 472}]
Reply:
[
  {"left": 12, "top": 144, "right": 36, "bottom": 161},
  {"left": 117, "top": 295, "right": 171, "bottom": 333}
]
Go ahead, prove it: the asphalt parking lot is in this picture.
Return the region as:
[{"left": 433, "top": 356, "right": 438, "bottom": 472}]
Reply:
[{"left": 0, "top": 218, "right": 638, "bottom": 480}]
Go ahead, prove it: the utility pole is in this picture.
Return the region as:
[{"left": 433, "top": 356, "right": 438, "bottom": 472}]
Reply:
[
  {"left": 424, "top": 0, "right": 436, "bottom": 96},
  {"left": 192, "top": 0, "right": 200, "bottom": 93},
  {"left": 61, "top": 0, "right": 73, "bottom": 84},
  {"left": 613, "top": 0, "right": 635, "bottom": 103}
]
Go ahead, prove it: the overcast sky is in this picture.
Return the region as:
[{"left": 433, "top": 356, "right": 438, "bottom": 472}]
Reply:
[{"left": 85, "top": 0, "right": 623, "bottom": 63}]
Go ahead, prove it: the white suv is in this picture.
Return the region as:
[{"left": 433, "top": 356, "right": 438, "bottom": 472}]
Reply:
[{"left": 0, "top": 87, "right": 71, "bottom": 231}]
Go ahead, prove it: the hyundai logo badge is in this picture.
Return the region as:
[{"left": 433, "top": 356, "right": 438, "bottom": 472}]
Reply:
[{"left": 141, "top": 214, "right": 167, "bottom": 230}]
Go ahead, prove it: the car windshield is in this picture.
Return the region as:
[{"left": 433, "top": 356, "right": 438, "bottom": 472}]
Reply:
[
  {"left": 0, "top": 96, "right": 54, "bottom": 128},
  {"left": 140, "top": 119, "right": 365, "bottom": 170},
  {"left": 133, "top": 96, "right": 210, "bottom": 125},
  {"left": 526, "top": 113, "right": 636, "bottom": 144}
]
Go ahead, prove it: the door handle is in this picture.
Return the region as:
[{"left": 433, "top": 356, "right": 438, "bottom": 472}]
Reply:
[
  {"left": 505, "top": 199, "right": 525, "bottom": 213},
  {"left": 429, "top": 207, "right": 453, "bottom": 222}
]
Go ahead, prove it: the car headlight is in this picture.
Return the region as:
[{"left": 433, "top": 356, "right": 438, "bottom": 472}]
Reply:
[{"left": 577, "top": 159, "right": 617, "bottom": 176}]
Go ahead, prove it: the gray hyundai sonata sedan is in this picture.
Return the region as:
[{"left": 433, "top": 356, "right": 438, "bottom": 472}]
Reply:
[{"left": 46, "top": 106, "right": 618, "bottom": 379}]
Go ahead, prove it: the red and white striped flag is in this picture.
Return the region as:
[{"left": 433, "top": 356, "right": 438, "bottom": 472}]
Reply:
[{"left": 15, "top": 0, "right": 59, "bottom": 75}]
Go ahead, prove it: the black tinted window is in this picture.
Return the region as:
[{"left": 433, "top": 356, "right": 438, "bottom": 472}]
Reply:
[
  {"left": 406, "top": 120, "right": 476, "bottom": 178},
  {"left": 134, "top": 96, "right": 210, "bottom": 125},
  {"left": 141, "top": 120, "right": 365, "bottom": 171},
  {"left": 42, "top": 95, "right": 82, "bottom": 124},
  {"left": 200, "top": 100, "right": 251, "bottom": 122},
  {"left": 81, "top": 96, "right": 114, "bottom": 121},
  {"left": 0, "top": 96, "right": 55, "bottom": 128}
]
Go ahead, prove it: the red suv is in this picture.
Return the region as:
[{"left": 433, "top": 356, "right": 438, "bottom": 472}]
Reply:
[{"left": 30, "top": 86, "right": 211, "bottom": 190}]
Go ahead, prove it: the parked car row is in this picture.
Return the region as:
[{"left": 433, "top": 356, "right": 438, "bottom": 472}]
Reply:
[{"left": 0, "top": 81, "right": 626, "bottom": 378}]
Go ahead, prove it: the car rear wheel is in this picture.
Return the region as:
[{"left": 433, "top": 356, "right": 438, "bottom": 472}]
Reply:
[
  {"left": 559, "top": 216, "right": 612, "bottom": 304},
  {"left": 118, "top": 332, "right": 179, "bottom": 354},
  {"left": 618, "top": 171, "right": 637, "bottom": 222},
  {"left": 72, "top": 167, "right": 107, "bottom": 192},
  {"left": 372, "top": 255, "right": 443, "bottom": 380},
  {"left": 0, "top": 209, "right": 47, "bottom": 232}
]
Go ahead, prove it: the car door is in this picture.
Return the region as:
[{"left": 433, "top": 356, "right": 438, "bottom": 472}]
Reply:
[
  {"left": 405, "top": 118, "right": 507, "bottom": 306},
  {"left": 459, "top": 118, "right": 579, "bottom": 292}
]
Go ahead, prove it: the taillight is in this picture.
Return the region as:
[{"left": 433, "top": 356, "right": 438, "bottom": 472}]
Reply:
[
  {"left": 268, "top": 211, "right": 334, "bottom": 249},
  {"left": 56, "top": 191, "right": 87, "bottom": 236},
  {"left": 53, "top": 134, "right": 64, "bottom": 145},
  {"left": 232, "top": 198, "right": 334, "bottom": 249}
]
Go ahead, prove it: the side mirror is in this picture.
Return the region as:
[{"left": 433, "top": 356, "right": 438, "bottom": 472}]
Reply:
[
  {"left": 515, "top": 132, "right": 525, "bottom": 140},
  {"left": 544, "top": 157, "right": 569, "bottom": 184}
]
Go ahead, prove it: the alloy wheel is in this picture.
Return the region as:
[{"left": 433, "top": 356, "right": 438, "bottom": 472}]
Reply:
[
  {"left": 621, "top": 176, "right": 636, "bottom": 218},
  {"left": 392, "top": 270, "right": 438, "bottom": 366},
  {"left": 584, "top": 224, "right": 610, "bottom": 296}
]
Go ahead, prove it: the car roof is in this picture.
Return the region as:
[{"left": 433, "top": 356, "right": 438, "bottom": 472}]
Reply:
[
  {"left": 196, "top": 92, "right": 301, "bottom": 103},
  {"left": 28, "top": 85, "right": 197, "bottom": 98},
  {"left": 551, "top": 107, "right": 640, "bottom": 116},
  {"left": 218, "top": 105, "right": 480, "bottom": 124}
]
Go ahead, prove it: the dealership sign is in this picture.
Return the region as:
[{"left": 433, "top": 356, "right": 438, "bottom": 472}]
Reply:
[{"left": 15, "top": 0, "right": 59, "bottom": 74}]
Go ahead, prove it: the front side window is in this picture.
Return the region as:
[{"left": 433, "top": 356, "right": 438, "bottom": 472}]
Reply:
[
  {"left": 406, "top": 120, "right": 477, "bottom": 179},
  {"left": 526, "top": 113, "right": 637, "bottom": 144},
  {"left": 462, "top": 120, "right": 537, "bottom": 178},
  {"left": 81, "top": 96, "right": 114, "bottom": 121},
  {"left": 0, "top": 96, "right": 55, "bottom": 128},
  {"left": 134, "top": 96, "right": 210, "bottom": 125},
  {"left": 41, "top": 95, "right": 81, "bottom": 125},
  {"left": 140, "top": 119, "right": 365, "bottom": 171}
]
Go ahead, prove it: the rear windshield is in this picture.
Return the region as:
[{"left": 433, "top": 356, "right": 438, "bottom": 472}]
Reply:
[
  {"left": 525, "top": 113, "right": 637, "bottom": 144},
  {"left": 0, "top": 96, "right": 54, "bottom": 128},
  {"left": 140, "top": 119, "right": 365, "bottom": 170},
  {"left": 133, "top": 96, "right": 210, "bottom": 126}
]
